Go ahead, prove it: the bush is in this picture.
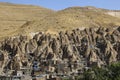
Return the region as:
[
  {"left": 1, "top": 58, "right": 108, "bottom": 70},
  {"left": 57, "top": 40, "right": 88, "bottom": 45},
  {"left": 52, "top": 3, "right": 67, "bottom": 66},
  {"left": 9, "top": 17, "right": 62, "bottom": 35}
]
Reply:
[{"left": 81, "top": 62, "right": 120, "bottom": 80}]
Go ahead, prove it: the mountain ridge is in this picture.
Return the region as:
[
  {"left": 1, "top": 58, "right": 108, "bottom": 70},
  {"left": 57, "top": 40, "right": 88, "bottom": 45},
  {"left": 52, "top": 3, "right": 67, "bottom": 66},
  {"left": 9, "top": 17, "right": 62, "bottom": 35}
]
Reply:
[{"left": 0, "top": 2, "right": 120, "bottom": 40}]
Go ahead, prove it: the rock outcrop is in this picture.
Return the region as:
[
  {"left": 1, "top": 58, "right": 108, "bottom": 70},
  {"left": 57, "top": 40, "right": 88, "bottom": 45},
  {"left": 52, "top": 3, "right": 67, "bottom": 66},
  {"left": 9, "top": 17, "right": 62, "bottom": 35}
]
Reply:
[{"left": 0, "top": 26, "right": 120, "bottom": 74}]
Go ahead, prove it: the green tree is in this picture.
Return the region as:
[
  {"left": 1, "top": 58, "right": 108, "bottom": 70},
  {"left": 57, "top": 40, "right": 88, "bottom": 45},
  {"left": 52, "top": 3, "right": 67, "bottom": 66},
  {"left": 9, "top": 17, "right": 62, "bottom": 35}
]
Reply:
[{"left": 108, "top": 62, "right": 120, "bottom": 80}]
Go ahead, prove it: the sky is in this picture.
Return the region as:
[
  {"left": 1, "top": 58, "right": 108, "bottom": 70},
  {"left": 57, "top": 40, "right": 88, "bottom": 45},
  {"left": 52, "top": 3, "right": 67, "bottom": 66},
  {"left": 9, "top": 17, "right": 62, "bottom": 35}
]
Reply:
[{"left": 0, "top": 0, "right": 120, "bottom": 10}]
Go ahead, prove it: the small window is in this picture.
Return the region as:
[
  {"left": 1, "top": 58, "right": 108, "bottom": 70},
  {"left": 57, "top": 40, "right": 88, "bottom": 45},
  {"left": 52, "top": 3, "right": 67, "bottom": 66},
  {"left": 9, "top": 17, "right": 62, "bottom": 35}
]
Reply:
[{"left": 23, "top": 72, "right": 25, "bottom": 75}]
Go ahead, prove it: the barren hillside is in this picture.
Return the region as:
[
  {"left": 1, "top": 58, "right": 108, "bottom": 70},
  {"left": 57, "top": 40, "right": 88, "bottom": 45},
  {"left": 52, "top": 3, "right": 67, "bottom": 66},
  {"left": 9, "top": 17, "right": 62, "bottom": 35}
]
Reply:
[
  {"left": 0, "top": 2, "right": 120, "bottom": 40},
  {"left": 0, "top": 2, "right": 55, "bottom": 39}
]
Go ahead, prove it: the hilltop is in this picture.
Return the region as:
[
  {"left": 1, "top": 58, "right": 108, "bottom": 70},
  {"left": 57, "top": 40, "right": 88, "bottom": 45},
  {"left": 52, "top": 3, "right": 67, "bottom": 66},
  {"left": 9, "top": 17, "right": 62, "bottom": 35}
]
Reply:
[
  {"left": 0, "top": 2, "right": 55, "bottom": 39},
  {"left": 0, "top": 2, "right": 120, "bottom": 40}
]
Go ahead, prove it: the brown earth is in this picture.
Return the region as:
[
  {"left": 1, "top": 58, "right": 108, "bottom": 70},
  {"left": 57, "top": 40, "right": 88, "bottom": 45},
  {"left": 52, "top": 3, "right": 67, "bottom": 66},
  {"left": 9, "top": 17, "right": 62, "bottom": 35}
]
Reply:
[{"left": 0, "top": 2, "right": 120, "bottom": 40}]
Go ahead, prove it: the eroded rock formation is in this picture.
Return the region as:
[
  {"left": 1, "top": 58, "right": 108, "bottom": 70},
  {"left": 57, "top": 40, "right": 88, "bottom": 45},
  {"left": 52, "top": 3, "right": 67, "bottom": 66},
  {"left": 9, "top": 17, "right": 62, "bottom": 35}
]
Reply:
[{"left": 0, "top": 26, "right": 120, "bottom": 74}]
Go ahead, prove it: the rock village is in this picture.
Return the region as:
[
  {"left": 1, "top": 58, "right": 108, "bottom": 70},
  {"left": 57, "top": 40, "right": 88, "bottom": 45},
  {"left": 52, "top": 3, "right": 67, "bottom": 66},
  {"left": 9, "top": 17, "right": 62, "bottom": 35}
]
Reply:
[{"left": 0, "top": 26, "right": 120, "bottom": 80}]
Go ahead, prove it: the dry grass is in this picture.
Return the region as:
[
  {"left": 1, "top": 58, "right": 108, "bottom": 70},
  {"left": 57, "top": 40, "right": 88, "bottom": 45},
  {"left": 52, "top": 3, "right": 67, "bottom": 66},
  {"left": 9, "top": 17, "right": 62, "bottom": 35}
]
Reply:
[
  {"left": 21, "top": 7, "right": 120, "bottom": 34},
  {"left": 0, "top": 2, "right": 55, "bottom": 40},
  {"left": 0, "top": 3, "right": 120, "bottom": 40}
]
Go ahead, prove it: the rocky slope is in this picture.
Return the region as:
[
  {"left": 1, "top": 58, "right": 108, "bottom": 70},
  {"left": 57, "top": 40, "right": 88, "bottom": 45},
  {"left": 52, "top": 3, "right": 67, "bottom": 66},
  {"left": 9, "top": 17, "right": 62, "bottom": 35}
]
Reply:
[
  {"left": 0, "top": 26, "right": 119, "bottom": 74},
  {"left": 0, "top": 2, "right": 120, "bottom": 40}
]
